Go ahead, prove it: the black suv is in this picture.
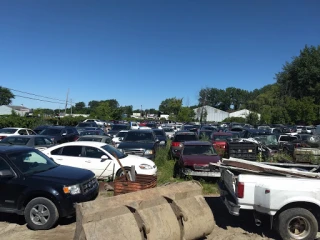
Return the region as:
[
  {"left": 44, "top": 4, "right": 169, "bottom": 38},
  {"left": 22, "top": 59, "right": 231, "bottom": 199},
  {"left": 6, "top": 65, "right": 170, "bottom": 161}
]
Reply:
[
  {"left": 117, "top": 129, "right": 159, "bottom": 160},
  {"left": 107, "top": 124, "right": 130, "bottom": 138},
  {"left": 0, "top": 145, "right": 98, "bottom": 230},
  {"left": 169, "top": 131, "right": 199, "bottom": 159},
  {"left": 39, "top": 126, "right": 79, "bottom": 144}
]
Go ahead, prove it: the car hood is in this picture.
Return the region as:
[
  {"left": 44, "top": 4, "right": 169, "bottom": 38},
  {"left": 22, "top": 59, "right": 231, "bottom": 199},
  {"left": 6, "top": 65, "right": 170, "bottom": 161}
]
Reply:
[
  {"left": 181, "top": 155, "right": 220, "bottom": 165},
  {"left": 29, "top": 165, "right": 94, "bottom": 185},
  {"left": 118, "top": 141, "right": 155, "bottom": 149}
]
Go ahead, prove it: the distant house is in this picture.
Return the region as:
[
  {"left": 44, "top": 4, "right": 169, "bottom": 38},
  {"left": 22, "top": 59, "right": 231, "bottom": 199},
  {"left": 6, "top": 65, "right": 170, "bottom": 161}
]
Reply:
[
  {"left": 193, "top": 106, "right": 260, "bottom": 122},
  {"left": 0, "top": 105, "right": 31, "bottom": 116},
  {"left": 229, "top": 109, "right": 261, "bottom": 119},
  {"left": 193, "top": 106, "right": 229, "bottom": 122}
]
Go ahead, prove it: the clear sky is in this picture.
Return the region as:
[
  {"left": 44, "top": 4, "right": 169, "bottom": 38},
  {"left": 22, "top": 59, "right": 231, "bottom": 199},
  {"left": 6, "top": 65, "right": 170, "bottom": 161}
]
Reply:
[{"left": 1, "top": 0, "right": 319, "bottom": 111}]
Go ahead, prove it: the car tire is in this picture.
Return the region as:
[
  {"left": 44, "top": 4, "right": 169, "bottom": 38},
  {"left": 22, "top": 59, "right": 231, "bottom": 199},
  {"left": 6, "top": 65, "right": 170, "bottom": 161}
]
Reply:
[
  {"left": 173, "top": 162, "right": 179, "bottom": 178},
  {"left": 24, "top": 197, "right": 59, "bottom": 230},
  {"left": 277, "top": 207, "right": 318, "bottom": 240},
  {"left": 116, "top": 167, "right": 133, "bottom": 178}
]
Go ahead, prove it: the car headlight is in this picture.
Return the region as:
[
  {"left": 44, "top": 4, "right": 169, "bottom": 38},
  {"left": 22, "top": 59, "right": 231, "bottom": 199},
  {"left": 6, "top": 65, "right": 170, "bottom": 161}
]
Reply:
[
  {"left": 63, "top": 184, "right": 81, "bottom": 195},
  {"left": 144, "top": 149, "right": 154, "bottom": 155},
  {"left": 139, "top": 164, "right": 153, "bottom": 169}
]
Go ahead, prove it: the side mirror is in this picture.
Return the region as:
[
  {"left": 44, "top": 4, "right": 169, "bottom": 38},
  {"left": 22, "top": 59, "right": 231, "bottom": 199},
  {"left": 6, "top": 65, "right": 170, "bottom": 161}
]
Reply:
[
  {"left": 101, "top": 155, "right": 109, "bottom": 162},
  {"left": 0, "top": 169, "right": 14, "bottom": 178}
]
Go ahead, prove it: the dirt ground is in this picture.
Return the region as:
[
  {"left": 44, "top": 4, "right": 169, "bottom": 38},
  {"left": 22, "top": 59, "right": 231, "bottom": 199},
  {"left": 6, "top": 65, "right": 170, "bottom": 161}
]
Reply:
[{"left": 0, "top": 194, "right": 282, "bottom": 240}]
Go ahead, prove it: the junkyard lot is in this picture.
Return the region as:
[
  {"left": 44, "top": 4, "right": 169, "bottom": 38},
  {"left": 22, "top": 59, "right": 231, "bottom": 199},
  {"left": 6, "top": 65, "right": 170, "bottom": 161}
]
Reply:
[{"left": 0, "top": 195, "right": 278, "bottom": 240}]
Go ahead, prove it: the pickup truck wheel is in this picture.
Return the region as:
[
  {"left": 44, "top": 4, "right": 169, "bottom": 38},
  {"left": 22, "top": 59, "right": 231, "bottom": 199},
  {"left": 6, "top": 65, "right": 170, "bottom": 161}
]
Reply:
[
  {"left": 277, "top": 208, "right": 318, "bottom": 240},
  {"left": 24, "top": 197, "right": 59, "bottom": 230}
]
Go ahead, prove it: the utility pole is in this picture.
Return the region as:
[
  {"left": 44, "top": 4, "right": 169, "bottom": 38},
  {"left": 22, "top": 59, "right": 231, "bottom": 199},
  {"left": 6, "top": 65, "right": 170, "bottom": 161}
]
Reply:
[
  {"left": 70, "top": 99, "right": 73, "bottom": 115},
  {"left": 64, "top": 89, "right": 69, "bottom": 115}
]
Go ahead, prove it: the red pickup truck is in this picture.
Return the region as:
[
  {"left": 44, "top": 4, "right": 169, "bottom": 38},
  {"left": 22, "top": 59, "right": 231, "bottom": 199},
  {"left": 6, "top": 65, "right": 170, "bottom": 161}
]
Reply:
[{"left": 211, "top": 132, "right": 232, "bottom": 157}]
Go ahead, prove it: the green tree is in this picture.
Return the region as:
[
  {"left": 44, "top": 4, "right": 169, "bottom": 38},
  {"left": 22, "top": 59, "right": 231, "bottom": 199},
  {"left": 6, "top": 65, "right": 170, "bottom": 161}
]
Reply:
[
  {"left": 159, "top": 97, "right": 182, "bottom": 115},
  {"left": 0, "top": 86, "right": 15, "bottom": 105},
  {"left": 246, "top": 112, "right": 259, "bottom": 126},
  {"left": 74, "top": 102, "right": 86, "bottom": 113},
  {"left": 90, "top": 102, "right": 112, "bottom": 120},
  {"left": 276, "top": 45, "right": 320, "bottom": 103},
  {"left": 176, "top": 107, "right": 196, "bottom": 122}
]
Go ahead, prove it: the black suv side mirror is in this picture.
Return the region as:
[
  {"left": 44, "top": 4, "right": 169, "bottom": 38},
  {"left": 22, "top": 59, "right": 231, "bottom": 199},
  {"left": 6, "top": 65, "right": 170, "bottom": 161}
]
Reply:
[{"left": 0, "top": 169, "right": 14, "bottom": 178}]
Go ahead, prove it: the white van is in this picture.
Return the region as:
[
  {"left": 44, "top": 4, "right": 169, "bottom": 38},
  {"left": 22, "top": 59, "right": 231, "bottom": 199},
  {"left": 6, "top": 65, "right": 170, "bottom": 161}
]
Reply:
[{"left": 130, "top": 122, "right": 139, "bottom": 130}]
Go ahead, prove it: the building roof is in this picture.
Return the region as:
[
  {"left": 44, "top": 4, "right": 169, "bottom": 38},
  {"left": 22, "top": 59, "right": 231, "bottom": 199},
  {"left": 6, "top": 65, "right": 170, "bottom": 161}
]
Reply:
[{"left": 6, "top": 105, "right": 30, "bottom": 111}]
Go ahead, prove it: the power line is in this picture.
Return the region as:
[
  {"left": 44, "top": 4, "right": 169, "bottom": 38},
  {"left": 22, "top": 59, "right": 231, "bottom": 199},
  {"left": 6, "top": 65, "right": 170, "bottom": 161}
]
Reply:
[
  {"left": 14, "top": 94, "right": 73, "bottom": 106},
  {"left": 7, "top": 87, "right": 66, "bottom": 103}
]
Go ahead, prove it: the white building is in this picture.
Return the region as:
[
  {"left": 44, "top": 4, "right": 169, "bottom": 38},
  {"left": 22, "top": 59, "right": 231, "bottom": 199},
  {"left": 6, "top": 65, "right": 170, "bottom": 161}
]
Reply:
[
  {"left": 194, "top": 106, "right": 229, "bottom": 122},
  {"left": 193, "top": 106, "right": 260, "bottom": 122},
  {"left": 229, "top": 109, "right": 260, "bottom": 119},
  {"left": 0, "top": 105, "right": 30, "bottom": 116}
]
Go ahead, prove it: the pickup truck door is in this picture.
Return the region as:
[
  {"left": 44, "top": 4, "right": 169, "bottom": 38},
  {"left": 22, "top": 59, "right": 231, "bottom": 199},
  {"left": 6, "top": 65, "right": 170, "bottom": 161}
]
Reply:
[
  {"left": 0, "top": 157, "right": 25, "bottom": 210},
  {"left": 81, "top": 146, "right": 113, "bottom": 179}
]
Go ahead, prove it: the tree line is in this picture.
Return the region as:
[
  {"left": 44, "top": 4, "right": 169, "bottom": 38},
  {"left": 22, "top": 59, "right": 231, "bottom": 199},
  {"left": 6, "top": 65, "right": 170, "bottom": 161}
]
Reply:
[{"left": 1, "top": 45, "right": 320, "bottom": 124}]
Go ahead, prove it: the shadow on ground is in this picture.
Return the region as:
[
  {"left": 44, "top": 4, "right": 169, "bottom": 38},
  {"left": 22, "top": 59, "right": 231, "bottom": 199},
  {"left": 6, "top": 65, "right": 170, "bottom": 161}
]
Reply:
[
  {"left": 0, "top": 212, "right": 76, "bottom": 229},
  {"left": 205, "top": 196, "right": 280, "bottom": 240}
]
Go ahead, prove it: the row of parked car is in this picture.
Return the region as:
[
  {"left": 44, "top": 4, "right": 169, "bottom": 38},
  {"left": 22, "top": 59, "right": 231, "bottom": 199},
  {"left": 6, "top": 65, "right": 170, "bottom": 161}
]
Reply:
[{"left": 0, "top": 121, "right": 165, "bottom": 231}]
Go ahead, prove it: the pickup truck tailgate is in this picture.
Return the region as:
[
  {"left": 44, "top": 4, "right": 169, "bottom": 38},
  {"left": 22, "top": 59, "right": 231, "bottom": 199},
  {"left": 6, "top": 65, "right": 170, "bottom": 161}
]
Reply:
[{"left": 221, "top": 169, "right": 237, "bottom": 197}]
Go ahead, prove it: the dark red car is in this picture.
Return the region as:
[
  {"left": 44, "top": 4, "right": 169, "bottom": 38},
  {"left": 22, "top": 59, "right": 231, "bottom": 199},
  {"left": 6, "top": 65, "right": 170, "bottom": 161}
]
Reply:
[
  {"left": 211, "top": 132, "right": 232, "bottom": 158},
  {"left": 173, "top": 141, "right": 221, "bottom": 179}
]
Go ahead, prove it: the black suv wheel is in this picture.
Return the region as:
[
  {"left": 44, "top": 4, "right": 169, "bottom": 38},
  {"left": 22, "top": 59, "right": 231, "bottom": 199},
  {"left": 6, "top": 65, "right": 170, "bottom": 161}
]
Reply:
[{"left": 24, "top": 197, "right": 59, "bottom": 230}]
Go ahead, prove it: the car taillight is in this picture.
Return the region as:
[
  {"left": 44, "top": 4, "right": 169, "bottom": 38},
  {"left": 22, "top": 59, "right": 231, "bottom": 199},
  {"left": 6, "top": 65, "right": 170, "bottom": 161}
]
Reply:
[
  {"left": 0, "top": 136, "right": 6, "bottom": 140},
  {"left": 171, "top": 142, "right": 180, "bottom": 147},
  {"left": 237, "top": 182, "right": 244, "bottom": 198}
]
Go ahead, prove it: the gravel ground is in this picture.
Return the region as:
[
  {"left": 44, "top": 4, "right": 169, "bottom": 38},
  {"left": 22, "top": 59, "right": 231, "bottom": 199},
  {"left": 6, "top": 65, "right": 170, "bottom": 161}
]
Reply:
[{"left": 0, "top": 195, "right": 281, "bottom": 240}]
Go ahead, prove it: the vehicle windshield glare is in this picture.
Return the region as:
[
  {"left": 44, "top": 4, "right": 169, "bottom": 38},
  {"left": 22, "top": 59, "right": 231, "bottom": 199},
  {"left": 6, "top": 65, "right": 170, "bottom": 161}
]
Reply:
[
  {"left": 254, "top": 135, "right": 278, "bottom": 145},
  {"left": 213, "top": 135, "right": 231, "bottom": 141},
  {"left": 40, "top": 128, "right": 61, "bottom": 135},
  {"left": 0, "top": 137, "right": 30, "bottom": 145},
  {"left": 183, "top": 145, "right": 217, "bottom": 156},
  {"left": 8, "top": 149, "right": 58, "bottom": 174},
  {"left": 124, "top": 132, "right": 154, "bottom": 142},
  {"left": 111, "top": 125, "right": 128, "bottom": 130},
  {"left": 0, "top": 128, "right": 17, "bottom": 134},
  {"left": 116, "top": 132, "right": 128, "bottom": 138},
  {"left": 101, "top": 144, "right": 126, "bottom": 159}
]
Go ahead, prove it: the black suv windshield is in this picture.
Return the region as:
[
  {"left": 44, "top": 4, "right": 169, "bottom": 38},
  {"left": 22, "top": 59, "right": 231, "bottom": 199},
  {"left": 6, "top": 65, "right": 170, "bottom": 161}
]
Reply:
[
  {"left": 8, "top": 149, "right": 58, "bottom": 175},
  {"left": 174, "top": 134, "right": 197, "bottom": 142},
  {"left": 124, "top": 131, "right": 155, "bottom": 142},
  {"left": 40, "top": 128, "right": 61, "bottom": 135},
  {"left": 101, "top": 144, "right": 126, "bottom": 159},
  {"left": 111, "top": 125, "right": 129, "bottom": 130}
]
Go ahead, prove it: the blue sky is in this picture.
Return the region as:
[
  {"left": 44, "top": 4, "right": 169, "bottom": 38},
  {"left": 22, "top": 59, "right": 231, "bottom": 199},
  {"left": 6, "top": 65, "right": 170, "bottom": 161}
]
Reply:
[{"left": 1, "top": 0, "right": 320, "bottom": 111}]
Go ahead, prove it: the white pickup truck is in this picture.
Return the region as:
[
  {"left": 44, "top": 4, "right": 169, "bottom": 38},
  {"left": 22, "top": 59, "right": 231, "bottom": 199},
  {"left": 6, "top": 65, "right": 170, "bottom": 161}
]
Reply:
[{"left": 218, "top": 159, "right": 320, "bottom": 240}]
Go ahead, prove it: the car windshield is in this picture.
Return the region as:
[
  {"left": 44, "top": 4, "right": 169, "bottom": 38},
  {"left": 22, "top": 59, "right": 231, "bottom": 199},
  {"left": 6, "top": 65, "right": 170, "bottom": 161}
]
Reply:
[
  {"left": 111, "top": 125, "right": 128, "bottom": 130},
  {"left": 8, "top": 149, "right": 58, "bottom": 175},
  {"left": 0, "top": 137, "right": 30, "bottom": 145},
  {"left": 78, "top": 137, "right": 102, "bottom": 142},
  {"left": 0, "top": 128, "right": 17, "bottom": 134},
  {"left": 76, "top": 123, "right": 91, "bottom": 127},
  {"left": 116, "top": 132, "right": 128, "bottom": 138},
  {"left": 101, "top": 144, "right": 126, "bottom": 159},
  {"left": 163, "top": 128, "right": 174, "bottom": 132},
  {"left": 174, "top": 134, "right": 197, "bottom": 142},
  {"left": 40, "top": 128, "right": 61, "bottom": 135},
  {"left": 183, "top": 145, "right": 217, "bottom": 156},
  {"left": 153, "top": 130, "right": 165, "bottom": 136},
  {"left": 124, "top": 132, "right": 155, "bottom": 142},
  {"left": 254, "top": 135, "right": 278, "bottom": 145},
  {"left": 213, "top": 135, "right": 232, "bottom": 141},
  {"left": 80, "top": 131, "right": 100, "bottom": 136}
]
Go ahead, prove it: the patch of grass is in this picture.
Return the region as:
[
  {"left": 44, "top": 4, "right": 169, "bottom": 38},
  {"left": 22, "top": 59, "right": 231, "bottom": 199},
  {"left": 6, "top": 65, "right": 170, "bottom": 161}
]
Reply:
[{"left": 155, "top": 142, "right": 219, "bottom": 195}]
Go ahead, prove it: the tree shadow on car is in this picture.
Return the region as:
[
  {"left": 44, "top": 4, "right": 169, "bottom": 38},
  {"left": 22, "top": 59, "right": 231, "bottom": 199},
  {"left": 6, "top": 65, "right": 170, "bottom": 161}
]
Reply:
[{"left": 204, "top": 196, "right": 280, "bottom": 239}]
